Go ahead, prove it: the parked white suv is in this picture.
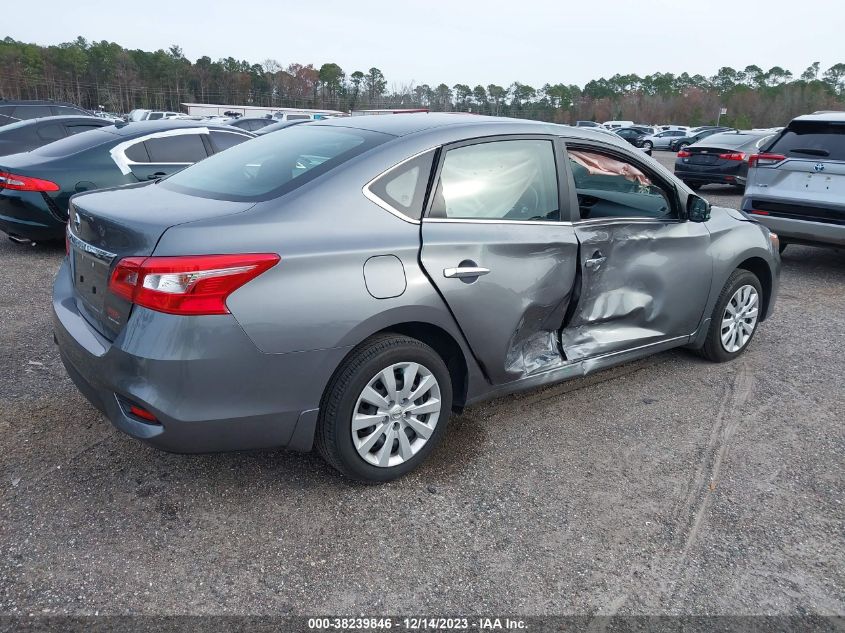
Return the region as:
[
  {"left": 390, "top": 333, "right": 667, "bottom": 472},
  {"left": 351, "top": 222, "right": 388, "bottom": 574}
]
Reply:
[{"left": 742, "top": 112, "right": 845, "bottom": 251}]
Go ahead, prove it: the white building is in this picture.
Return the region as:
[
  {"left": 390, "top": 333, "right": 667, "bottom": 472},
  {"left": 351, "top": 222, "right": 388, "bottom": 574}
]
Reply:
[{"left": 180, "top": 103, "right": 344, "bottom": 119}]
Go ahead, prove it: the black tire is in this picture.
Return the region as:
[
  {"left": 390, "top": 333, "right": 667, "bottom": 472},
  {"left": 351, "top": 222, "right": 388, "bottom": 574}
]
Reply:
[
  {"left": 698, "top": 270, "right": 763, "bottom": 363},
  {"left": 643, "top": 141, "right": 653, "bottom": 151},
  {"left": 315, "top": 334, "right": 453, "bottom": 483}
]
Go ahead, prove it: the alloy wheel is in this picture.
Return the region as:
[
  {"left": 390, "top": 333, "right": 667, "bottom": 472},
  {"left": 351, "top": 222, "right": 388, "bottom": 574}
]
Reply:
[
  {"left": 720, "top": 284, "right": 759, "bottom": 353},
  {"left": 351, "top": 362, "right": 442, "bottom": 468}
]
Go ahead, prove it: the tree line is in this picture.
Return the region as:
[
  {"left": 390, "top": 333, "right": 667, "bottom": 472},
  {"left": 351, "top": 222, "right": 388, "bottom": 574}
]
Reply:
[{"left": 2, "top": 36, "right": 844, "bottom": 128}]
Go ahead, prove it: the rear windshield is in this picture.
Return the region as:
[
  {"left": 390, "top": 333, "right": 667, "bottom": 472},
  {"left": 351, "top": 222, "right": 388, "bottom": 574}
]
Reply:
[
  {"left": 33, "top": 128, "right": 117, "bottom": 157},
  {"left": 161, "top": 125, "right": 390, "bottom": 201},
  {"left": 766, "top": 121, "right": 845, "bottom": 161}
]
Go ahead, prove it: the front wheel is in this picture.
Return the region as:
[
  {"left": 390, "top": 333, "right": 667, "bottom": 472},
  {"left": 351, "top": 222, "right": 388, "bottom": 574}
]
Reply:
[
  {"left": 643, "top": 140, "right": 653, "bottom": 151},
  {"left": 698, "top": 270, "right": 763, "bottom": 362},
  {"left": 315, "top": 334, "right": 453, "bottom": 482}
]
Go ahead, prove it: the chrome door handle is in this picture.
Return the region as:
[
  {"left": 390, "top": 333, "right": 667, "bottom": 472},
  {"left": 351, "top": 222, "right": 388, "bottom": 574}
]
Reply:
[
  {"left": 443, "top": 266, "right": 490, "bottom": 279},
  {"left": 585, "top": 255, "right": 606, "bottom": 269}
]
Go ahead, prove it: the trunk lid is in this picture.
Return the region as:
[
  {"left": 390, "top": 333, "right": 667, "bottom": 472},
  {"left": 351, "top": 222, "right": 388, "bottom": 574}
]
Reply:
[{"left": 68, "top": 181, "right": 256, "bottom": 340}]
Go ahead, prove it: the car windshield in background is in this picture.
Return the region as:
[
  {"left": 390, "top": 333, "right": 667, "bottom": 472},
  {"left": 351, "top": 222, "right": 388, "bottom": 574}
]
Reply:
[
  {"left": 32, "top": 128, "right": 117, "bottom": 157},
  {"left": 162, "top": 125, "right": 390, "bottom": 201},
  {"left": 766, "top": 121, "right": 845, "bottom": 161}
]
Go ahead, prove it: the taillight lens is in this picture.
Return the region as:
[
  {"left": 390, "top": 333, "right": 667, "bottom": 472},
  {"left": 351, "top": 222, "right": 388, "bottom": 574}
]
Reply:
[
  {"left": 718, "top": 152, "right": 747, "bottom": 161},
  {"left": 0, "top": 170, "right": 60, "bottom": 192},
  {"left": 748, "top": 153, "right": 786, "bottom": 168},
  {"left": 108, "top": 253, "right": 280, "bottom": 316},
  {"left": 677, "top": 149, "right": 691, "bottom": 158}
]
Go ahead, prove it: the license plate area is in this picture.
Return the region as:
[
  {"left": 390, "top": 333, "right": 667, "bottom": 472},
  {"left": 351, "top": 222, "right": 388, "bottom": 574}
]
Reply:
[
  {"left": 688, "top": 154, "right": 718, "bottom": 165},
  {"left": 73, "top": 248, "right": 111, "bottom": 315}
]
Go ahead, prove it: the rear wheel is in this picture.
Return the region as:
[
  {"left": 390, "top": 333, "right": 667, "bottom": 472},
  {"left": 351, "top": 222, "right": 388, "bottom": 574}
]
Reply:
[
  {"left": 315, "top": 334, "right": 453, "bottom": 482},
  {"left": 643, "top": 140, "right": 653, "bottom": 151},
  {"left": 698, "top": 270, "right": 763, "bottom": 362}
]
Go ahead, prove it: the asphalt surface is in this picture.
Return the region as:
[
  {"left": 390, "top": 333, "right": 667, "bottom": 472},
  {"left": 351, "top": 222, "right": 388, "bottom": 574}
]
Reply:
[{"left": 0, "top": 152, "right": 843, "bottom": 618}]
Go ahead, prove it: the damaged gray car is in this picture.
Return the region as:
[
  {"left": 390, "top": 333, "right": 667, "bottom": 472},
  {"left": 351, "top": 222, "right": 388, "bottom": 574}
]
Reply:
[{"left": 53, "top": 114, "right": 781, "bottom": 482}]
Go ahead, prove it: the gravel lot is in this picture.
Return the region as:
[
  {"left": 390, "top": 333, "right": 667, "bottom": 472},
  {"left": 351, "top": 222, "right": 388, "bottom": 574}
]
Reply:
[{"left": 1, "top": 151, "right": 843, "bottom": 617}]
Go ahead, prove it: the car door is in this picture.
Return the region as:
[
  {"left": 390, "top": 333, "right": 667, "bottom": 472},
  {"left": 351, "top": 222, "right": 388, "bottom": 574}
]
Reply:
[
  {"left": 419, "top": 136, "right": 580, "bottom": 385},
  {"left": 559, "top": 142, "right": 713, "bottom": 360}
]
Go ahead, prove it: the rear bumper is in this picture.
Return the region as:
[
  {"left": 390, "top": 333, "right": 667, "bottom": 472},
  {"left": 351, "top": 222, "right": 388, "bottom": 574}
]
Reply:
[
  {"left": 675, "top": 166, "right": 746, "bottom": 186},
  {"left": 52, "top": 259, "right": 349, "bottom": 453},
  {"left": 750, "top": 214, "right": 845, "bottom": 247},
  {"left": 0, "top": 189, "right": 66, "bottom": 241}
]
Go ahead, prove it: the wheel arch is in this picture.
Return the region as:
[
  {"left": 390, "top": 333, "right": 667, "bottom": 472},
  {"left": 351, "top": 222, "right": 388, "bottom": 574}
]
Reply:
[{"left": 736, "top": 256, "right": 773, "bottom": 321}]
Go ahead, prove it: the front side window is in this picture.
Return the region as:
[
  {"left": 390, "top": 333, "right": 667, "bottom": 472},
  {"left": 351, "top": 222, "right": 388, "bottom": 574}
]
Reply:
[
  {"left": 15, "top": 106, "right": 52, "bottom": 119},
  {"left": 54, "top": 105, "right": 87, "bottom": 116},
  {"left": 429, "top": 139, "right": 559, "bottom": 221},
  {"left": 209, "top": 130, "right": 251, "bottom": 153},
  {"left": 567, "top": 147, "right": 674, "bottom": 220},
  {"left": 144, "top": 134, "right": 208, "bottom": 163}
]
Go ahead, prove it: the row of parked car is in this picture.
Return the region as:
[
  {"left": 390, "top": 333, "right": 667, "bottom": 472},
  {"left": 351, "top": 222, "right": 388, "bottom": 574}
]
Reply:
[
  {"left": 1, "top": 97, "right": 839, "bottom": 481},
  {"left": 0, "top": 101, "right": 315, "bottom": 243}
]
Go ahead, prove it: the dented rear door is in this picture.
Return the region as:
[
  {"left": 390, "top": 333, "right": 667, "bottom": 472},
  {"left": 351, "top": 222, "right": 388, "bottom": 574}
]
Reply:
[
  {"left": 560, "top": 143, "right": 712, "bottom": 361},
  {"left": 420, "top": 136, "right": 579, "bottom": 385}
]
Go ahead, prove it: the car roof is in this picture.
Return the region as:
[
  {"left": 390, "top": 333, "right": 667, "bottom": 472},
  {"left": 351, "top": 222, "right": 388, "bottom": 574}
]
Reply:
[
  {"left": 0, "top": 99, "right": 81, "bottom": 107},
  {"left": 792, "top": 111, "right": 845, "bottom": 123},
  {"left": 311, "top": 113, "right": 620, "bottom": 143},
  {"left": 107, "top": 119, "right": 249, "bottom": 137}
]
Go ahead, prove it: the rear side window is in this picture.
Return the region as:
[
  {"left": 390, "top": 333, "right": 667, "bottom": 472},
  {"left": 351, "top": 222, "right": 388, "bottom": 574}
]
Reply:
[
  {"left": 209, "top": 130, "right": 251, "bottom": 152},
  {"left": 124, "top": 141, "right": 150, "bottom": 162},
  {"left": 429, "top": 139, "right": 559, "bottom": 221},
  {"left": 162, "top": 125, "right": 389, "bottom": 201},
  {"left": 67, "top": 124, "right": 105, "bottom": 135},
  {"left": 36, "top": 123, "right": 67, "bottom": 141},
  {"left": 367, "top": 150, "right": 435, "bottom": 220},
  {"left": 14, "top": 106, "right": 53, "bottom": 119},
  {"left": 54, "top": 106, "right": 87, "bottom": 116},
  {"left": 33, "top": 128, "right": 116, "bottom": 157},
  {"left": 144, "top": 134, "right": 208, "bottom": 162},
  {"left": 568, "top": 147, "right": 675, "bottom": 220},
  {"left": 766, "top": 121, "right": 845, "bottom": 161}
]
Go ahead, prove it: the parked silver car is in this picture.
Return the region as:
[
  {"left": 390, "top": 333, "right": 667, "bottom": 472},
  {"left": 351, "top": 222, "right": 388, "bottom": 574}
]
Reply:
[
  {"left": 742, "top": 111, "right": 845, "bottom": 251},
  {"left": 53, "top": 114, "right": 781, "bottom": 482},
  {"left": 642, "top": 129, "right": 689, "bottom": 151}
]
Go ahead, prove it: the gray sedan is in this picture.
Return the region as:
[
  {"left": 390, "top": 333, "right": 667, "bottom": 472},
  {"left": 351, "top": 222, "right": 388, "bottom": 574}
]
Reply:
[
  {"left": 53, "top": 114, "right": 781, "bottom": 482},
  {"left": 642, "top": 129, "right": 689, "bottom": 151}
]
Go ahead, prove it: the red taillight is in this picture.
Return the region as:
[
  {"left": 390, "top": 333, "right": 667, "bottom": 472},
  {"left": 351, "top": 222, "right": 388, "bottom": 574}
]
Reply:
[
  {"left": 108, "top": 253, "right": 280, "bottom": 316},
  {"left": 748, "top": 209, "right": 770, "bottom": 215},
  {"left": 748, "top": 153, "right": 786, "bottom": 168},
  {"left": 718, "top": 152, "right": 747, "bottom": 161},
  {"left": 129, "top": 405, "right": 158, "bottom": 422},
  {"left": 677, "top": 149, "right": 691, "bottom": 158},
  {"left": 0, "top": 170, "right": 60, "bottom": 192}
]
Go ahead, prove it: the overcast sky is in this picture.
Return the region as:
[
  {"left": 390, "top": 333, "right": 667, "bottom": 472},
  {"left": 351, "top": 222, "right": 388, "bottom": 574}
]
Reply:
[{"left": 6, "top": 0, "right": 842, "bottom": 88}]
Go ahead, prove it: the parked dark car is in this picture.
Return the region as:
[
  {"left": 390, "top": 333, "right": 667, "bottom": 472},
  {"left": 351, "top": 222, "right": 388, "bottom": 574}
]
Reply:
[
  {"left": 674, "top": 130, "right": 775, "bottom": 190},
  {"left": 253, "top": 119, "right": 310, "bottom": 135},
  {"left": 669, "top": 127, "right": 735, "bottom": 151},
  {"left": 0, "top": 120, "right": 253, "bottom": 243},
  {"left": 53, "top": 114, "right": 780, "bottom": 482},
  {"left": 0, "top": 100, "right": 92, "bottom": 127},
  {"left": 0, "top": 116, "right": 112, "bottom": 156},
  {"left": 614, "top": 127, "right": 649, "bottom": 148},
  {"left": 225, "top": 117, "right": 278, "bottom": 132}
]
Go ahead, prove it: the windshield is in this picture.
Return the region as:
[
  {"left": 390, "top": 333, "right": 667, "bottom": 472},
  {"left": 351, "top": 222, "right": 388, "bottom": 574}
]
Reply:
[
  {"left": 32, "top": 128, "right": 118, "bottom": 157},
  {"left": 161, "top": 125, "right": 391, "bottom": 201}
]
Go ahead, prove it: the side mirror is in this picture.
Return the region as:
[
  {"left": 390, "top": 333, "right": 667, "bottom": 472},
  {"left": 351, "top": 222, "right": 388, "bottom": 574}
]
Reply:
[{"left": 687, "top": 194, "right": 711, "bottom": 222}]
